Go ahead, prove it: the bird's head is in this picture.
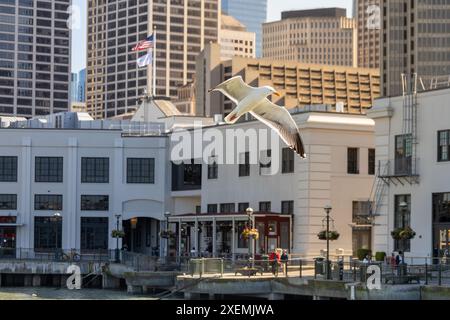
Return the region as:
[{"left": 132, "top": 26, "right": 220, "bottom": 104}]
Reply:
[{"left": 261, "top": 86, "right": 281, "bottom": 98}]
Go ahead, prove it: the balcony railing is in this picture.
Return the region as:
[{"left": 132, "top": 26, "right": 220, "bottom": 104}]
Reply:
[{"left": 378, "top": 158, "right": 419, "bottom": 178}]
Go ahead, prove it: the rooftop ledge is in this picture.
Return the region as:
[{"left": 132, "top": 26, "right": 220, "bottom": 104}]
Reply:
[{"left": 366, "top": 107, "right": 394, "bottom": 119}]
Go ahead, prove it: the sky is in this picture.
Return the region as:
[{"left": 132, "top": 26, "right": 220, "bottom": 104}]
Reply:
[{"left": 71, "top": 0, "right": 353, "bottom": 74}]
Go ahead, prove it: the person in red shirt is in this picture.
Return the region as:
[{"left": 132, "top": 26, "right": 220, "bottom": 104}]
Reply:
[{"left": 269, "top": 250, "right": 280, "bottom": 276}]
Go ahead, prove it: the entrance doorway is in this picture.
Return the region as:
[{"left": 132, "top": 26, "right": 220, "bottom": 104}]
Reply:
[
  {"left": 0, "top": 216, "right": 16, "bottom": 258},
  {"left": 433, "top": 225, "right": 450, "bottom": 260},
  {"left": 123, "top": 217, "right": 160, "bottom": 256},
  {"left": 352, "top": 227, "right": 372, "bottom": 256}
]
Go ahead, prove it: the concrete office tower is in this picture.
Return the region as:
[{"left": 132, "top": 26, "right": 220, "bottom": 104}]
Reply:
[
  {"left": 381, "top": 0, "right": 450, "bottom": 97},
  {"left": 222, "top": 0, "right": 267, "bottom": 58},
  {"left": 0, "top": 0, "right": 71, "bottom": 117},
  {"left": 263, "top": 8, "right": 357, "bottom": 67},
  {"left": 196, "top": 43, "right": 380, "bottom": 118},
  {"left": 220, "top": 14, "right": 256, "bottom": 60},
  {"left": 87, "top": 0, "right": 220, "bottom": 119},
  {"left": 354, "top": 0, "right": 380, "bottom": 69}
]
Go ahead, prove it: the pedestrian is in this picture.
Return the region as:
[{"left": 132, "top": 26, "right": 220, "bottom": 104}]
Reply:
[
  {"left": 281, "top": 250, "right": 289, "bottom": 276},
  {"left": 390, "top": 252, "right": 396, "bottom": 269},
  {"left": 396, "top": 252, "right": 402, "bottom": 265},
  {"left": 269, "top": 249, "right": 280, "bottom": 276}
]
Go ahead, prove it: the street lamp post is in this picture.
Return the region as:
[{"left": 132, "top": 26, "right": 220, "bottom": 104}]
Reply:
[
  {"left": 399, "top": 201, "right": 408, "bottom": 265},
  {"left": 164, "top": 212, "right": 171, "bottom": 259},
  {"left": 115, "top": 214, "right": 121, "bottom": 263},
  {"left": 246, "top": 208, "right": 254, "bottom": 268},
  {"left": 324, "top": 205, "right": 332, "bottom": 280}
]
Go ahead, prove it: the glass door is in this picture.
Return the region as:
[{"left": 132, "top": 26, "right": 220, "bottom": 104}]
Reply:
[
  {"left": 434, "top": 226, "right": 450, "bottom": 261},
  {"left": 0, "top": 226, "right": 16, "bottom": 258}
]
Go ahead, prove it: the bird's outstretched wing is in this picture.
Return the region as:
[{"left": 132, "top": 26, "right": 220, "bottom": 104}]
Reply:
[
  {"left": 250, "top": 100, "right": 306, "bottom": 158},
  {"left": 208, "top": 76, "right": 254, "bottom": 104}
]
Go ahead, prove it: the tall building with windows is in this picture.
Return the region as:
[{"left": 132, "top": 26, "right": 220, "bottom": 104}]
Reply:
[
  {"left": 0, "top": 0, "right": 71, "bottom": 117},
  {"left": 354, "top": 0, "right": 380, "bottom": 69},
  {"left": 381, "top": 0, "right": 450, "bottom": 97},
  {"left": 263, "top": 8, "right": 357, "bottom": 67},
  {"left": 220, "top": 14, "right": 256, "bottom": 60},
  {"left": 196, "top": 43, "right": 380, "bottom": 118},
  {"left": 70, "top": 72, "right": 78, "bottom": 102},
  {"left": 77, "top": 68, "right": 86, "bottom": 102},
  {"left": 222, "top": 0, "right": 267, "bottom": 58},
  {"left": 87, "top": 0, "right": 220, "bottom": 119}
]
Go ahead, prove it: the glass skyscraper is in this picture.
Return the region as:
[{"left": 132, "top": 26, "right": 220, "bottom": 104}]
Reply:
[{"left": 222, "top": 0, "right": 267, "bottom": 58}]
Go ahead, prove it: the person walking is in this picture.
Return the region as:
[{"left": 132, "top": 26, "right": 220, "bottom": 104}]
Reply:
[
  {"left": 269, "top": 249, "right": 280, "bottom": 277},
  {"left": 281, "top": 250, "right": 289, "bottom": 276}
]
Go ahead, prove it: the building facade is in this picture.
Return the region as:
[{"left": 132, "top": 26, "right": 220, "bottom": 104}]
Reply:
[
  {"left": 0, "top": 126, "right": 169, "bottom": 256},
  {"left": 354, "top": 0, "right": 380, "bottom": 69},
  {"left": 70, "top": 73, "right": 78, "bottom": 103},
  {"left": 77, "top": 68, "right": 86, "bottom": 102},
  {"left": 220, "top": 14, "right": 256, "bottom": 60},
  {"left": 167, "top": 109, "right": 375, "bottom": 258},
  {"left": 263, "top": 8, "right": 357, "bottom": 67},
  {"left": 86, "top": 0, "right": 220, "bottom": 119},
  {"left": 369, "top": 88, "right": 450, "bottom": 260},
  {"left": 381, "top": 0, "right": 450, "bottom": 97},
  {"left": 222, "top": 0, "right": 267, "bottom": 58},
  {"left": 0, "top": 0, "right": 71, "bottom": 117},
  {"left": 196, "top": 43, "right": 380, "bottom": 118}
]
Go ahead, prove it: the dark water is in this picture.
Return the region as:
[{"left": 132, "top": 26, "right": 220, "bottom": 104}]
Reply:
[{"left": 0, "top": 288, "right": 160, "bottom": 300}]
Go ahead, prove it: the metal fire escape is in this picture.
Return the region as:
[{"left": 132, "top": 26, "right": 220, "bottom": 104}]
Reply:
[{"left": 366, "top": 73, "right": 420, "bottom": 220}]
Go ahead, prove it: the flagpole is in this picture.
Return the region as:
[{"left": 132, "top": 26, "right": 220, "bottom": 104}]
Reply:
[{"left": 152, "top": 26, "right": 157, "bottom": 97}]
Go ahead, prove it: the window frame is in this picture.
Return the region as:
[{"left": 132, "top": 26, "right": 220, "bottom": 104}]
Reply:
[
  {"left": 126, "top": 158, "right": 155, "bottom": 184},
  {"left": 438, "top": 130, "right": 450, "bottom": 162},
  {"left": 81, "top": 157, "right": 110, "bottom": 184},
  {"left": 35, "top": 157, "right": 63, "bottom": 183}
]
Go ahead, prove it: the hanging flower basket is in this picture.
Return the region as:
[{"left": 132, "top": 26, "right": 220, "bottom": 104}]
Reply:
[
  {"left": 317, "top": 230, "right": 340, "bottom": 241},
  {"left": 111, "top": 230, "right": 125, "bottom": 238},
  {"left": 160, "top": 230, "right": 175, "bottom": 239},
  {"left": 391, "top": 226, "right": 416, "bottom": 240},
  {"left": 242, "top": 228, "right": 259, "bottom": 240}
]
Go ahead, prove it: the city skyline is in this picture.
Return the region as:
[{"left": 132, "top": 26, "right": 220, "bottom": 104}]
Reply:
[{"left": 71, "top": 0, "right": 353, "bottom": 73}]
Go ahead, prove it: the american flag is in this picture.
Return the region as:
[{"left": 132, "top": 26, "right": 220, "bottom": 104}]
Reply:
[{"left": 132, "top": 35, "right": 154, "bottom": 52}]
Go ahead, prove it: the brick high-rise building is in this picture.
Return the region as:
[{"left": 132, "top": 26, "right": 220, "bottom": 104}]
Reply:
[
  {"left": 0, "top": 0, "right": 71, "bottom": 117},
  {"left": 87, "top": 0, "right": 220, "bottom": 118}
]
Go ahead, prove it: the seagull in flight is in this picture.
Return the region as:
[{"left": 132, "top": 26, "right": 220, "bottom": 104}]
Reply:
[{"left": 209, "top": 76, "right": 306, "bottom": 158}]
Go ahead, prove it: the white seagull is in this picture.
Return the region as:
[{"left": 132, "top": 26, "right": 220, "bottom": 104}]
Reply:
[{"left": 209, "top": 76, "right": 306, "bottom": 158}]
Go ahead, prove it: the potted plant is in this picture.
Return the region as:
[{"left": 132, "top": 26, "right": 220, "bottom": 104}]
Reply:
[
  {"left": 241, "top": 228, "right": 259, "bottom": 240},
  {"left": 111, "top": 230, "right": 125, "bottom": 238},
  {"left": 391, "top": 226, "right": 416, "bottom": 240},
  {"left": 317, "top": 230, "right": 340, "bottom": 241}
]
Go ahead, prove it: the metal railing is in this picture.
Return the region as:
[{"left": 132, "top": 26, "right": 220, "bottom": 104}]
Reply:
[
  {"left": 378, "top": 158, "right": 420, "bottom": 177},
  {"left": 0, "top": 248, "right": 113, "bottom": 263}
]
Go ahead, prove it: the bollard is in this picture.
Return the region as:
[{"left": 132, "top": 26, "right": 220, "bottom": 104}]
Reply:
[
  {"left": 425, "top": 263, "right": 428, "bottom": 285},
  {"left": 299, "top": 260, "right": 302, "bottom": 278},
  {"left": 439, "top": 262, "right": 442, "bottom": 286},
  {"left": 220, "top": 259, "right": 224, "bottom": 277}
]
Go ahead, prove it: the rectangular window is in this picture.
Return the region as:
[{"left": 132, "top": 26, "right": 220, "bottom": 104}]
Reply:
[
  {"left": 282, "top": 148, "right": 295, "bottom": 173},
  {"left": 35, "top": 157, "right": 63, "bottom": 182},
  {"left": 220, "top": 203, "right": 235, "bottom": 213},
  {"left": 81, "top": 157, "right": 109, "bottom": 183},
  {"left": 368, "top": 149, "right": 376, "bottom": 175},
  {"left": 34, "top": 216, "right": 62, "bottom": 250},
  {"left": 347, "top": 148, "right": 359, "bottom": 174},
  {"left": 0, "top": 194, "right": 17, "bottom": 210},
  {"left": 207, "top": 155, "right": 218, "bottom": 179},
  {"left": 34, "top": 194, "right": 63, "bottom": 211},
  {"left": 259, "top": 201, "right": 271, "bottom": 212},
  {"left": 81, "top": 195, "right": 109, "bottom": 211},
  {"left": 352, "top": 201, "right": 372, "bottom": 225},
  {"left": 239, "top": 152, "right": 250, "bottom": 177},
  {"left": 281, "top": 201, "right": 294, "bottom": 215},
  {"left": 0, "top": 156, "right": 17, "bottom": 182},
  {"left": 394, "top": 194, "right": 411, "bottom": 252},
  {"left": 259, "top": 150, "right": 272, "bottom": 175},
  {"left": 80, "top": 217, "right": 108, "bottom": 252},
  {"left": 238, "top": 202, "right": 250, "bottom": 213},
  {"left": 127, "top": 158, "right": 155, "bottom": 184},
  {"left": 395, "top": 134, "right": 412, "bottom": 174},
  {"left": 438, "top": 130, "right": 450, "bottom": 162},
  {"left": 207, "top": 204, "right": 217, "bottom": 213}
]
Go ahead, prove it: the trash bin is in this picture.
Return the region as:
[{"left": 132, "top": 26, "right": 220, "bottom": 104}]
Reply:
[{"left": 314, "top": 257, "right": 325, "bottom": 276}]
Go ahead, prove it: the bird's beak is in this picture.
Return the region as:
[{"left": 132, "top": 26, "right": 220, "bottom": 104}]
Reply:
[{"left": 273, "top": 91, "right": 281, "bottom": 97}]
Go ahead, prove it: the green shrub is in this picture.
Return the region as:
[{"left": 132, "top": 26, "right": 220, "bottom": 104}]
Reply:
[
  {"left": 356, "top": 248, "right": 372, "bottom": 261},
  {"left": 375, "top": 252, "right": 386, "bottom": 262}
]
